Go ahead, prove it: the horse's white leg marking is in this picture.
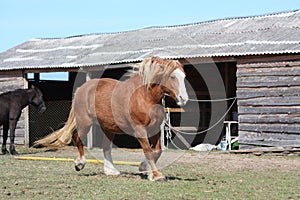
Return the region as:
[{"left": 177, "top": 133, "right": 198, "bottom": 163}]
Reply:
[
  {"left": 103, "top": 138, "right": 120, "bottom": 176},
  {"left": 74, "top": 156, "right": 86, "bottom": 171}
]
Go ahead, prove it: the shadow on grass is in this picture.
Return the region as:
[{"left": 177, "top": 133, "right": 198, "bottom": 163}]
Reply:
[
  {"left": 1, "top": 148, "right": 59, "bottom": 156},
  {"left": 166, "top": 176, "right": 198, "bottom": 181},
  {"left": 78, "top": 171, "right": 199, "bottom": 182},
  {"left": 0, "top": 149, "right": 58, "bottom": 156}
]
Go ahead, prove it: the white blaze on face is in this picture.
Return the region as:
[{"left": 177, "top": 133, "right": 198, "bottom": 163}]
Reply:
[{"left": 173, "top": 68, "right": 189, "bottom": 106}]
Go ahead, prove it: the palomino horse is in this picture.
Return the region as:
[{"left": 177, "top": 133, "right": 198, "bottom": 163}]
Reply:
[
  {"left": 35, "top": 56, "right": 188, "bottom": 181},
  {"left": 0, "top": 86, "right": 46, "bottom": 155}
]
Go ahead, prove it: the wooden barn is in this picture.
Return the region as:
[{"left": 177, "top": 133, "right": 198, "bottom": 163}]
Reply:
[{"left": 0, "top": 10, "right": 299, "bottom": 149}]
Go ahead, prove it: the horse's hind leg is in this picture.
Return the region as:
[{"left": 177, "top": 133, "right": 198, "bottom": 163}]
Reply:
[
  {"left": 72, "top": 110, "right": 94, "bottom": 171},
  {"left": 9, "top": 119, "right": 18, "bottom": 155},
  {"left": 73, "top": 132, "right": 86, "bottom": 171},
  {"left": 1, "top": 123, "right": 9, "bottom": 155},
  {"left": 103, "top": 132, "right": 120, "bottom": 176}
]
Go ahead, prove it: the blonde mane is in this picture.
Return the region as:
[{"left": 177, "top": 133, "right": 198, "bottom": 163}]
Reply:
[{"left": 134, "top": 56, "right": 184, "bottom": 89}]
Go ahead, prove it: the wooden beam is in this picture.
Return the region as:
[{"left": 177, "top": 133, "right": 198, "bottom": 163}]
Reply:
[
  {"left": 239, "top": 123, "right": 300, "bottom": 134},
  {"left": 239, "top": 114, "right": 300, "bottom": 124},
  {"left": 179, "top": 57, "right": 236, "bottom": 65},
  {"left": 237, "top": 66, "right": 300, "bottom": 77},
  {"left": 230, "top": 147, "right": 300, "bottom": 154},
  {"left": 238, "top": 96, "right": 300, "bottom": 106},
  {"left": 237, "top": 86, "right": 300, "bottom": 99},
  {"left": 236, "top": 54, "right": 300, "bottom": 64},
  {"left": 238, "top": 105, "right": 300, "bottom": 114},
  {"left": 164, "top": 108, "right": 185, "bottom": 112},
  {"left": 237, "top": 76, "right": 300, "bottom": 88}
]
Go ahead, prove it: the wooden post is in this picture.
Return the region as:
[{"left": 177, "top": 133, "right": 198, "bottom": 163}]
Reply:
[
  {"left": 86, "top": 72, "right": 93, "bottom": 149},
  {"left": 224, "top": 63, "right": 229, "bottom": 121},
  {"left": 23, "top": 72, "right": 30, "bottom": 147}
]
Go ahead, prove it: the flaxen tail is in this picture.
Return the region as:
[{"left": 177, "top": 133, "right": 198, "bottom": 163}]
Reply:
[{"left": 34, "top": 105, "right": 76, "bottom": 147}]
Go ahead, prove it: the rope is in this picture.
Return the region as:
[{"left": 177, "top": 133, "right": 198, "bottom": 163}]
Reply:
[
  {"left": 164, "top": 97, "right": 237, "bottom": 135},
  {"left": 188, "top": 96, "right": 236, "bottom": 102},
  {"left": 164, "top": 94, "right": 236, "bottom": 102},
  {"left": 14, "top": 156, "right": 140, "bottom": 166},
  {"left": 169, "top": 135, "right": 190, "bottom": 150}
]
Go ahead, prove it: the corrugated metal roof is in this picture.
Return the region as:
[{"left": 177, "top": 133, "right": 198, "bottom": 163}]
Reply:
[{"left": 0, "top": 10, "right": 300, "bottom": 71}]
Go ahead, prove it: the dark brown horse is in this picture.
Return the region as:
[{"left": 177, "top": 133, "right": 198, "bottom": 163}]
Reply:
[
  {"left": 0, "top": 86, "right": 46, "bottom": 155},
  {"left": 35, "top": 56, "right": 188, "bottom": 181}
]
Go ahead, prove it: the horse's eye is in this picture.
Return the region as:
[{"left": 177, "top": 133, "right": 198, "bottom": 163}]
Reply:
[{"left": 170, "top": 76, "right": 176, "bottom": 80}]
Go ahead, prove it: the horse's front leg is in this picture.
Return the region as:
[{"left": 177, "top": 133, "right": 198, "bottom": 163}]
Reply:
[
  {"left": 1, "top": 123, "right": 9, "bottom": 155},
  {"left": 136, "top": 126, "right": 166, "bottom": 181},
  {"left": 139, "top": 133, "right": 162, "bottom": 172},
  {"left": 151, "top": 133, "right": 163, "bottom": 162},
  {"left": 9, "top": 119, "right": 18, "bottom": 155}
]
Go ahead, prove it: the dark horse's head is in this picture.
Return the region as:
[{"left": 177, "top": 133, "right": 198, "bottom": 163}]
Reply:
[{"left": 29, "top": 86, "right": 47, "bottom": 113}]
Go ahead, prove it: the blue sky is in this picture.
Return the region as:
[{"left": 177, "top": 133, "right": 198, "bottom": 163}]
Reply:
[{"left": 1, "top": 0, "right": 300, "bottom": 53}]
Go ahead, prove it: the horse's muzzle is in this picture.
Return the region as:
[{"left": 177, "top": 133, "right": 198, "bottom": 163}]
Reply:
[
  {"left": 38, "top": 104, "right": 47, "bottom": 113},
  {"left": 176, "top": 96, "right": 188, "bottom": 106}
]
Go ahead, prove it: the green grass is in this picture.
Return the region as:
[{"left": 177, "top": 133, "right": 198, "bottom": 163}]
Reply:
[{"left": 0, "top": 153, "right": 299, "bottom": 200}]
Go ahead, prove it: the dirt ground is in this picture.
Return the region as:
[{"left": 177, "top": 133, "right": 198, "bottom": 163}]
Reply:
[{"left": 16, "top": 145, "right": 300, "bottom": 173}]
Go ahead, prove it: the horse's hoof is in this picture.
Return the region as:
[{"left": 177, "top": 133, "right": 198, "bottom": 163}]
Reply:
[
  {"left": 104, "top": 169, "right": 121, "bottom": 176},
  {"left": 75, "top": 163, "right": 85, "bottom": 171},
  {"left": 148, "top": 171, "right": 166, "bottom": 181},
  {"left": 2, "top": 149, "right": 9, "bottom": 155},
  {"left": 10, "top": 150, "right": 19, "bottom": 155},
  {"left": 151, "top": 175, "right": 167, "bottom": 182},
  {"left": 74, "top": 156, "right": 86, "bottom": 171},
  {"left": 155, "top": 177, "right": 168, "bottom": 182}
]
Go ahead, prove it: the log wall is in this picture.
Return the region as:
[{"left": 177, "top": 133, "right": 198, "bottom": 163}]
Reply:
[
  {"left": 0, "top": 71, "right": 25, "bottom": 145},
  {"left": 237, "top": 60, "right": 300, "bottom": 149}
]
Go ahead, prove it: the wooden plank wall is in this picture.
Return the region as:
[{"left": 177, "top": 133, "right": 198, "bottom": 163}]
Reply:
[
  {"left": 0, "top": 72, "right": 25, "bottom": 145},
  {"left": 237, "top": 60, "right": 300, "bottom": 149}
]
